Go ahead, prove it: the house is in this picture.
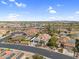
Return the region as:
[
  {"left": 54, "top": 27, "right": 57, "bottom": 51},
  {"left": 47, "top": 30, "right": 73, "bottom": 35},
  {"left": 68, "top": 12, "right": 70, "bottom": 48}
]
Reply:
[
  {"left": 25, "top": 27, "right": 39, "bottom": 36},
  {"left": 30, "top": 34, "right": 51, "bottom": 46},
  {"left": 58, "top": 36, "right": 75, "bottom": 48},
  {"left": 31, "top": 37, "right": 40, "bottom": 46},
  {"left": 58, "top": 36, "right": 71, "bottom": 43},
  {"left": 37, "top": 34, "right": 51, "bottom": 42},
  {"left": 0, "top": 29, "right": 8, "bottom": 37},
  {"left": 59, "top": 32, "right": 68, "bottom": 37}
]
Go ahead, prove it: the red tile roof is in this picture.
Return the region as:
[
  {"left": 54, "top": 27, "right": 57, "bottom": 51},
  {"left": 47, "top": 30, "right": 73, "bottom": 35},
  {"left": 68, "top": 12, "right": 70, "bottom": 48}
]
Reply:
[
  {"left": 26, "top": 28, "right": 39, "bottom": 36},
  {"left": 38, "top": 34, "right": 51, "bottom": 41}
]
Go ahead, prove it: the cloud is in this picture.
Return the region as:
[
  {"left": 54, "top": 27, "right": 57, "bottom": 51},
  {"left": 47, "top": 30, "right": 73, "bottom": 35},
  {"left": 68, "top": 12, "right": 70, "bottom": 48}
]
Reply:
[
  {"left": 56, "top": 4, "right": 64, "bottom": 7},
  {"left": 8, "top": 13, "right": 20, "bottom": 18},
  {"left": 8, "top": 0, "right": 26, "bottom": 8},
  {"left": 75, "top": 11, "right": 79, "bottom": 14},
  {"left": 68, "top": 16, "right": 74, "bottom": 19},
  {"left": 48, "top": 6, "right": 56, "bottom": 14},
  {"left": 48, "top": 16, "right": 75, "bottom": 21},
  {"left": 49, "top": 10, "right": 56, "bottom": 14},
  {"left": 0, "top": 13, "right": 26, "bottom": 21},
  {"left": 6, "top": 13, "right": 20, "bottom": 21},
  {"left": 48, "top": 6, "right": 53, "bottom": 10},
  {"left": 1, "top": 1, "right": 7, "bottom": 5},
  {"left": 15, "top": 2, "right": 26, "bottom": 8},
  {"left": 9, "top": 0, "right": 15, "bottom": 2}
]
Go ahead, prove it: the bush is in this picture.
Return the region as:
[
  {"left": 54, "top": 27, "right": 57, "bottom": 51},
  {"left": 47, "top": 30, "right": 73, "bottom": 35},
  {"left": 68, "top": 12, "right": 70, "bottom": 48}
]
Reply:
[
  {"left": 32, "top": 54, "right": 45, "bottom": 59},
  {"left": 26, "top": 57, "right": 29, "bottom": 59},
  {"left": 58, "top": 48, "right": 63, "bottom": 53}
]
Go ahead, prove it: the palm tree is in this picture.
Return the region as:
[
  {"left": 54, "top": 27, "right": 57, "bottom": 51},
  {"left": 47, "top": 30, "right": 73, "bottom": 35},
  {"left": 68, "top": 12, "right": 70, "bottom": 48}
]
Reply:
[{"left": 75, "top": 39, "right": 79, "bottom": 57}]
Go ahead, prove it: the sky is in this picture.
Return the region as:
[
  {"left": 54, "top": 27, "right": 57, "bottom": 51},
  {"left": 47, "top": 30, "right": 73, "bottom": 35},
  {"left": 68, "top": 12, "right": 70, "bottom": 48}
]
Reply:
[{"left": 0, "top": 0, "right": 79, "bottom": 21}]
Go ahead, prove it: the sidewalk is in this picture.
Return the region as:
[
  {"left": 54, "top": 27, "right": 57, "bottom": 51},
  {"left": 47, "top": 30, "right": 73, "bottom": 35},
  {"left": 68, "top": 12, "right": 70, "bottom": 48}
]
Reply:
[{"left": 38, "top": 46, "right": 74, "bottom": 57}]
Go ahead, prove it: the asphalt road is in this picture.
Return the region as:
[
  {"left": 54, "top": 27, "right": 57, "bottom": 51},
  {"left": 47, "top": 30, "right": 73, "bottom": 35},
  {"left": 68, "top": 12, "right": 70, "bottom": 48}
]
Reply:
[
  {"left": 0, "top": 32, "right": 75, "bottom": 59},
  {"left": 0, "top": 43, "right": 75, "bottom": 59}
]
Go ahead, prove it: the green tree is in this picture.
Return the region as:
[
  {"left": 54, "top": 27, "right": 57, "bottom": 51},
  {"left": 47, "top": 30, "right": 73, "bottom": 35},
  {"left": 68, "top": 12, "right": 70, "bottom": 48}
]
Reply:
[
  {"left": 35, "top": 33, "right": 39, "bottom": 37},
  {"left": 45, "top": 24, "right": 52, "bottom": 35},
  {"left": 47, "top": 35, "right": 58, "bottom": 48},
  {"left": 66, "top": 23, "right": 73, "bottom": 33},
  {"left": 45, "top": 23, "right": 59, "bottom": 36}
]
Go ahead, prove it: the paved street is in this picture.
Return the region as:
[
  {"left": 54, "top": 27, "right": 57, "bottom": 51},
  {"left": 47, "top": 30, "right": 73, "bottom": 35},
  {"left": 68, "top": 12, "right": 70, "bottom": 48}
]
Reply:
[
  {"left": 0, "top": 32, "right": 75, "bottom": 59},
  {"left": 0, "top": 43, "right": 75, "bottom": 59}
]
